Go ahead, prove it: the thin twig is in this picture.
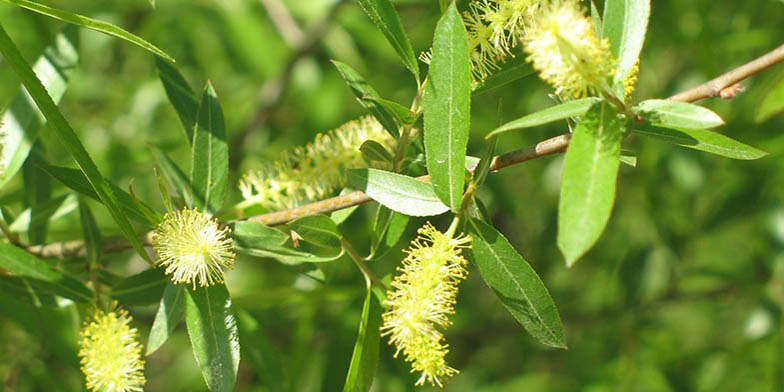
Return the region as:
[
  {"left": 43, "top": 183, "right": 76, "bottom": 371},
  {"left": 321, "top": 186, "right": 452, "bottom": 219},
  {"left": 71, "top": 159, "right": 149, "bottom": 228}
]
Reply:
[
  {"left": 341, "top": 238, "right": 387, "bottom": 291},
  {"left": 259, "top": 0, "right": 304, "bottom": 47},
  {"left": 20, "top": 41, "right": 784, "bottom": 259}
]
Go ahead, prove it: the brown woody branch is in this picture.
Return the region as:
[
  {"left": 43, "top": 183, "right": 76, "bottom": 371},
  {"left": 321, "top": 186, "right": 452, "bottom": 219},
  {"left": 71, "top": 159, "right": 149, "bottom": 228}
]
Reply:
[{"left": 21, "top": 42, "right": 784, "bottom": 259}]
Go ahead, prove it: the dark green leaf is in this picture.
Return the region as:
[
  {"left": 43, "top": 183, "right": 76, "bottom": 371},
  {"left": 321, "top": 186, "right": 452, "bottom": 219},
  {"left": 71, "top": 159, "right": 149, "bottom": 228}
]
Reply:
[
  {"left": 191, "top": 82, "right": 229, "bottom": 214},
  {"left": 0, "top": 26, "right": 79, "bottom": 190},
  {"left": 3, "top": 0, "right": 174, "bottom": 62},
  {"left": 333, "top": 61, "right": 400, "bottom": 138},
  {"left": 0, "top": 275, "right": 60, "bottom": 308},
  {"left": 467, "top": 219, "right": 566, "bottom": 348},
  {"left": 232, "top": 221, "right": 344, "bottom": 264},
  {"left": 756, "top": 73, "right": 784, "bottom": 123},
  {"left": 602, "top": 0, "right": 650, "bottom": 95},
  {"left": 342, "top": 289, "right": 382, "bottom": 392},
  {"left": 558, "top": 102, "right": 623, "bottom": 267},
  {"left": 360, "top": 140, "right": 394, "bottom": 164},
  {"left": 156, "top": 57, "right": 198, "bottom": 142},
  {"left": 185, "top": 284, "right": 240, "bottom": 392},
  {"left": 287, "top": 215, "right": 342, "bottom": 249},
  {"left": 472, "top": 57, "right": 534, "bottom": 95},
  {"left": 22, "top": 145, "right": 52, "bottom": 244},
  {"left": 366, "top": 96, "right": 418, "bottom": 125},
  {"left": 330, "top": 190, "right": 360, "bottom": 225},
  {"left": 111, "top": 268, "right": 167, "bottom": 306},
  {"left": 632, "top": 124, "right": 767, "bottom": 160},
  {"left": 369, "top": 205, "right": 410, "bottom": 260},
  {"left": 151, "top": 146, "right": 195, "bottom": 207},
  {"left": 78, "top": 198, "right": 102, "bottom": 266},
  {"left": 472, "top": 135, "right": 497, "bottom": 188},
  {"left": 147, "top": 282, "right": 186, "bottom": 355},
  {"left": 0, "top": 243, "right": 93, "bottom": 303},
  {"left": 487, "top": 98, "right": 601, "bottom": 138},
  {"left": 236, "top": 310, "right": 288, "bottom": 391},
  {"left": 633, "top": 99, "right": 724, "bottom": 130},
  {"left": 0, "top": 26, "right": 151, "bottom": 262},
  {"left": 347, "top": 168, "right": 449, "bottom": 217},
  {"left": 423, "top": 3, "right": 472, "bottom": 210},
  {"left": 355, "top": 0, "right": 419, "bottom": 81},
  {"left": 39, "top": 164, "right": 159, "bottom": 226},
  {"left": 232, "top": 221, "right": 290, "bottom": 248}
]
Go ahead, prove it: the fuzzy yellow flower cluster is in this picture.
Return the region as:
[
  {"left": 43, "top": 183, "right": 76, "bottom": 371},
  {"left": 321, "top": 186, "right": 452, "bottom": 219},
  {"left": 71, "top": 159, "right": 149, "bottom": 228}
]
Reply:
[
  {"left": 78, "top": 307, "right": 146, "bottom": 392},
  {"left": 521, "top": 0, "right": 616, "bottom": 98},
  {"left": 239, "top": 116, "right": 394, "bottom": 210},
  {"left": 152, "top": 207, "right": 236, "bottom": 288},
  {"left": 381, "top": 223, "right": 472, "bottom": 387}
]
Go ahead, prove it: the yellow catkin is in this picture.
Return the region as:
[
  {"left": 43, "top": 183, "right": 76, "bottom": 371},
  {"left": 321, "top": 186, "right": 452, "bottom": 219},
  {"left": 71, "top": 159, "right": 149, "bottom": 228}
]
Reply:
[
  {"left": 152, "top": 207, "right": 235, "bottom": 288},
  {"left": 78, "top": 307, "right": 146, "bottom": 392},
  {"left": 381, "top": 223, "right": 472, "bottom": 387}
]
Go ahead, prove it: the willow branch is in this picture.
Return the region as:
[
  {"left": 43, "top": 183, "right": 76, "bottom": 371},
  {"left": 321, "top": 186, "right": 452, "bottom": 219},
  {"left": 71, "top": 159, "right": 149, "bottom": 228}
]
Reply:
[
  {"left": 21, "top": 42, "right": 784, "bottom": 259},
  {"left": 259, "top": 0, "right": 304, "bottom": 47},
  {"left": 668, "top": 42, "right": 784, "bottom": 102}
]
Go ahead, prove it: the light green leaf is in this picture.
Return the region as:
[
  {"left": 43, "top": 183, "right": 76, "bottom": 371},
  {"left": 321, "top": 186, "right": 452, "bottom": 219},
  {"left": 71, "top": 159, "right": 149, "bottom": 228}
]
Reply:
[
  {"left": 347, "top": 168, "right": 449, "bottom": 217},
  {"left": 232, "top": 221, "right": 344, "bottom": 264},
  {"left": 558, "top": 102, "right": 623, "bottom": 267},
  {"left": 633, "top": 99, "right": 724, "bottom": 129},
  {"left": 467, "top": 219, "right": 566, "bottom": 348},
  {"left": 9, "top": 193, "right": 77, "bottom": 233},
  {"left": 342, "top": 289, "right": 382, "bottom": 392},
  {"left": 111, "top": 269, "right": 167, "bottom": 306},
  {"left": 0, "top": 26, "right": 151, "bottom": 263},
  {"left": 0, "top": 243, "right": 93, "bottom": 303},
  {"left": 191, "top": 82, "right": 229, "bottom": 214},
  {"left": 156, "top": 57, "right": 198, "bottom": 142},
  {"left": 602, "top": 0, "right": 650, "bottom": 96},
  {"left": 185, "top": 284, "right": 240, "bottom": 392},
  {"left": 487, "top": 98, "right": 600, "bottom": 138},
  {"left": 2, "top": 0, "right": 174, "bottom": 62},
  {"left": 756, "top": 74, "right": 784, "bottom": 123},
  {"left": 423, "top": 3, "right": 471, "bottom": 211},
  {"left": 78, "top": 198, "right": 102, "bottom": 266},
  {"left": 287, "top": 215, "right": 342, "bottom": 249},
  {"left": 147, "top": 282, "right": 186, "bottom": 355},
  {"left": 355, "top": 0, "right": 419, "bottom": 81},
  {"left": 151, "top": 147, "right": 195, "bottom": 208},
  {"left": 333, "top": 61, "right": 400, "bottom": 138},
  {"left": 632, "top": 124, "right": 767, "bottom": 160},
  {"left": 0, "top": 26, "right": 79, "bottom": 190}
]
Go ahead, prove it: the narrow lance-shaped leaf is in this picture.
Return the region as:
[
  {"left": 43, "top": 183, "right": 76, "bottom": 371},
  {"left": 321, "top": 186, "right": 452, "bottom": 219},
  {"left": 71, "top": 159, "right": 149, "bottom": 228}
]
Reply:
[
  {"left": 342, "top": 289, "right": 383, "bottom": 392},
  {"left": 147, "top": 282, "right": 187, "bottom": 355},
  {"left": 0, "top": 26, "right": 79, "bottom": 190},
  {"left": 78, "top": 198, "right": 102, "bottom": 267},
  {"left": 632, "top": 99, "right": 724, "bottom": 130},
  {"left": 185, "top": 284, "right": 241, "bottom": 392},
  {"left": 558, "top": 102, "right": 623, "bottom": 267},
  {"left": 355, "top": 0, "right": 419, "bottom": 81},
  {"left": 756, "top": 74, "right": 784, "bottom": 123},
  {"left": 22, "top": 145, "right": 52, "bottom": 245},
  {"left": 236, "top": 310, "right": 289, "bottom": 391},
  {"left": 0, "top": 25, "right": 151, "bottom": 263},
  {"left": 632, "top": 124, "right": 767, "bottom": 160},
  {"left": 347, "top": 168, "right": 449, "bottom": 217},
  {"left": 110, "top": 269, "right": 167, "bottom": 306},
  {"left": 156, "top": 57, "right": 198, "bottom": 143},
  {"left": 602, "top": 0, "right": 650, "bottom": 96},
  {"left": 333, "top": 61, "right": 400, "bottom": 138},
  {"left": 151, "top": 146, "right": 195, "bottom": 207},
  {"left": 467, "top": 219, "right": 567, "bottom": 348},
  {"left": 191, "top": 82, "right": 229, "bottom": 214},
  {"left": 423, "top": 3, "right": 471, "bottom": 211},
  {"left": 2, "top": 0, "right": 174, "bottom": 62},
  {"left": 472, "top": 57, "right": 534, "bottom": 95},
  {"left": 486, "top": 98, "right": 601, "bottom": 138}
]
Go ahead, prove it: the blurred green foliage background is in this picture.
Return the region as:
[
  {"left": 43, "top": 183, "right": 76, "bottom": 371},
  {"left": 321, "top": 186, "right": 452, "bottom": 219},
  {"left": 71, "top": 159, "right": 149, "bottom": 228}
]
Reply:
[{"left": 1, "top": 0, "right": 784, "bottom": 390}]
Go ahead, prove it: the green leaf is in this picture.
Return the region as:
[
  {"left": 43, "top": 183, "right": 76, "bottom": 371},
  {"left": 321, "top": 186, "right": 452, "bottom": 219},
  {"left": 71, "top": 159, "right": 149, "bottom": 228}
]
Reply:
[
  {"left": 287, "top": 215, "right": 342, "bottom": 249},
  {"left": 756, "top": 74, "right": 784, "bottom": 123},
  {"left": 236, "top": 310, "right": 288, "bottom": 391},
  {"left": 151, "top": 147, "right": 195, "bottom": 207},
  {"left": 0, "top": 26, "right": 79, "bottom": 190},
  {"left": 147, "top": 282, "right": 186, "bottom": 355},
  {"left": 8, "top": 193, "right": 77, "bottom": 233},
  {"left": 330, "top": 189, "right": 360, "bottom": 225},
  {"left": 232, "top": 221, "right": 344, "bottom": 264},
  {"left": 78, "top": 198, "right": 102, "bottom": 266},
  {"left": 22, "top": 145, "right": 53, "bottom": 245},
  {"left": 467, "top": 219, "right": 566, "bottom": 348},
  {"left": 2, "top": 0, "right": 174, "bottom": 62},
  {"left": 156, "top": 57, "right": 198, "bottom": 142},
  {"left": 360, "top": 140, "right": 394, "bottom": 164},
  {"left": 333, "top": 61, "right": 400, "bottom": 138},
  {"left": 472, "top": 57, "right": 535, "bottom": 95},
  {"left": 632, "top": 124, "right": 767, "bottom": 160},
  {"left": 0, "top": 243, "right": 93, "bottom": 303},
  {"left": 355, "top": 0, "right": 419, "bottom": 81},
  {"left": 0, "top": 25, "right": 152, "bottom": 263},
  {"left": 486, "top": 98, "right": 601, "bottom": 138},
  {"left": 185, "top": 284, "right": 240, "bottom": 392},
  {"left": 633, "top": 99, "right": 724, "bottom": 130},
  {"left": 39, "top": 164, "right": 159, "bottom": 226},
  {"left": 347, "top": 169, "right": 449, "bottom": 217},
  {"left": 602, "top": 0, "right": 650, "bottom": 95},
  {"left": 423, "top": 3, "right": 471, "bottom": 211},
  {"left": 472, "top": 135, "right": 497, "bottom": 188},
  {"left": 369, "top": 205, "right": 410, "bottom": 260},
  {"left": 191, "top": 82, "right": 229, "bottom": 214},
  {"left": 366, "top": 97, "right": 419, "bottom": 125},
  {"left": 342, "top": 289, "right": 382, "bottom": 392},
  {"left": 558, "top": 102, "right": 623, "bottom": 267},
  {"left": 111, "top": 268, "right": 167, "bottom": 306},
  {"left": 0, "top": 275, "right": 60, "bottom": 308}
]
